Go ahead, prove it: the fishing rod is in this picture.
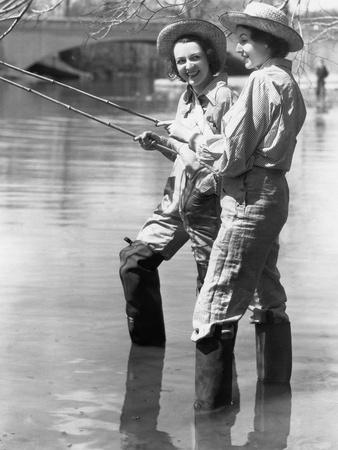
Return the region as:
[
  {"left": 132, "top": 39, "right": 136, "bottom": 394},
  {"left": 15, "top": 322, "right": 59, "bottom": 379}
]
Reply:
[
  {"left": 0, "top": 74, "right": 177, "bottom": 157},
  {"left": 0, "top": 72, "right": 218, "bottom": 175},
  {"left": 0, "top": 59, "right": 159, "bottom": 125}
]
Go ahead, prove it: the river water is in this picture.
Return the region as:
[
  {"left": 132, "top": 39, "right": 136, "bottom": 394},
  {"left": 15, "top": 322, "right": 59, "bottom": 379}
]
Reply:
[{"left": 0, "top": 76, "right": 337, "bottom": 449}]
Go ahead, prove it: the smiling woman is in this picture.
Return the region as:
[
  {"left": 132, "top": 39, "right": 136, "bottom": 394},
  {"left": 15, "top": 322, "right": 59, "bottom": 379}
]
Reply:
[
  {"left": 172, "top": 40, "right": 213, "bottom": 93},
  {"left": 120, "top": 19, "right": 236, "bottom": 352},
  {"left": 182, "top": 2, "right": 306, "bottom": 407},
  {"left": 168, "top": 36, "right": 220, "bottom": 94},
  {"left": 235, "top": 25, "right": 290, "bottom": 70}
]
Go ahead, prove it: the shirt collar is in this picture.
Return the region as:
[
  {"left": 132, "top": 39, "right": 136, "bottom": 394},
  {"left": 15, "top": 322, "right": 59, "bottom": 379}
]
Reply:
[
  {"left": 260, "top": 58, "right": 293, "bottom": 71},
  {"left": 194, "top": 72, "right": 228, "bottom": 106}
]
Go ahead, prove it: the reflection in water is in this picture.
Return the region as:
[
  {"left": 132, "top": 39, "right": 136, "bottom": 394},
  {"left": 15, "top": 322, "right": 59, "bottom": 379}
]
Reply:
[
  {"left": 194, "top": 406, "right": 239, "bottom": 450},
  {"left": 120, "top": 345, "right": 177, "bottom": 450},
  {"left": 194, "top": 358, "right": 240, "bottom": 450},
  {"left": 194, "top": 380, "right": 291, "bottom": 450},
  {"left": 247, "top": 383, "right": 291, "bottom": 450},
  {"left": 0, "top": 76, "right": 338, "bottom": 448},
  {"left": 314, "top": 111, "right": 327, "bottom": 145},
  {"left": 0, "top": 80, "right": 177, "bottom": 449}
]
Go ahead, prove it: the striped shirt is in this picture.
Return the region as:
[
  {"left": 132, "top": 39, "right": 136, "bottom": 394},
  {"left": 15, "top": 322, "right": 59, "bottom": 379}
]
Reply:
[{"left": 197, "top": 58, "right": 306, "bottom": 177}]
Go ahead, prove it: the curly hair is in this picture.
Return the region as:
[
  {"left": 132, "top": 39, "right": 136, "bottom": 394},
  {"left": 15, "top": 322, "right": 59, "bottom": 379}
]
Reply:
[
  {"left": 167, "top": 34, "right": 221, "bottom": 81},
  {"left": 240, "top": 25, "right": 290, "bottom": 58}
]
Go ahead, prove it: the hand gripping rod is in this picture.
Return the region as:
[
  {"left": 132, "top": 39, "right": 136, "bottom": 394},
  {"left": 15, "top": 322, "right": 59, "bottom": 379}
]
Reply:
[{"left": 0, "top": 68, "right": 217, "bottom": 174}]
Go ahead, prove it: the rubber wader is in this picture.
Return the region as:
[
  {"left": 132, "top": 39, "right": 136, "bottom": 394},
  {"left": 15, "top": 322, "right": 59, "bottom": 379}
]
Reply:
[
  {"left": 194, "top": 323, "right": 238, "bottom": 411},
  {"left": 251, "top": 308, "right": 292, "bottom": 383},
  {"left": 119, "top": 239, "right": 166, "bottom": 346}
]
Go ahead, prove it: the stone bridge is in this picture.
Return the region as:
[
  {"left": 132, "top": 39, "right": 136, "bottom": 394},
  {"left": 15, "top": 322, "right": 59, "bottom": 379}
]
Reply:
[
  {"left": 0, "top": 17, "right": 246, "bottom": 72},
  {"left": 0, "top": 17, "right": 336, "bottom": 77},
  {"left": 0, "top": 18, "right": 167, "bottom": 69}
]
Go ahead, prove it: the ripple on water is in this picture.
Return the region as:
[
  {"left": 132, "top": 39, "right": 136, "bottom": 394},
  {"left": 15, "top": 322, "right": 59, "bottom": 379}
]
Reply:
[{"left": 0, "top": 83, "right": 338, "bottom": 449}]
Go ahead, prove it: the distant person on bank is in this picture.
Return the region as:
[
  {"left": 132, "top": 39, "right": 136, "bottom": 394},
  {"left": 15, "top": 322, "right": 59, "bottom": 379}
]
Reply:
[
  {"left": 120, "top": 19, "right": 236, "bottom": 346},
  {"left": 316, "top": 58, "right": 329, "bottom": 101}
]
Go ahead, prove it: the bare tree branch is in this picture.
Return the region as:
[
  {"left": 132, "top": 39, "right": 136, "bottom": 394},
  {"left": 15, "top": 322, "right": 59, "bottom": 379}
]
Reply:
[
  {"left": 307, "top": 23, "right": 338, "bottom": 44},
  {"left": 0, "top": 0, "right": 22, "bottom": 9},
  {"left": 302, "top": 16, "right": 338, "bottom": 22},
  {"left": 86, "top": 0, "right": 203, "bottom": 38},
  {"left": 0, "top": 0, "right": 336, "bottom": 86},
  {"left": 0, "top": 0, "right": 30, "bottom": 14},
  {"left": 0, "top": 0, "right": 33, "bottom": 41},
  {"left": 277, "top": 0, "right": 289, "bottom": 10},
  {"left": 31, "top": 0, "right": 64, "bottom": 15}
]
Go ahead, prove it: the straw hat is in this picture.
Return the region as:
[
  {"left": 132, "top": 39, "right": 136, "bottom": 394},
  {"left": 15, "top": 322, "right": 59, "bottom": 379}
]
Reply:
[
  {"left": 219, "top": 1, "right": 303, "bottom": 52},
  {"left": 157, "top": 19, "right": 227, "bottom": 70}
]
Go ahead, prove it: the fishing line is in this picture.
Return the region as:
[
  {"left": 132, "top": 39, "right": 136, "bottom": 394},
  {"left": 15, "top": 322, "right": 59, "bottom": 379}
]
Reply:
[
  {"left": 0, "top": 59, "right": 159, "bottom": 124},
  {"left": 0, "top": 68, "right": 217, "bottom": 174},
  {"left": 0, "top": 74, "right": 177, "bottom": 156}
]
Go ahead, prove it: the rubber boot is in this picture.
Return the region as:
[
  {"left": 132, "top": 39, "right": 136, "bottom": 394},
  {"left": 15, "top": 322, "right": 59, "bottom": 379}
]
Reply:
[
  {"left": 194, "top": 324, "right": 237, "bottom": 411},
  {"left": 252, "top": 309, "right": 292, "bottom": 383},
  {"left": 119, "top": 239, "right": 165, "bottom": 346}
]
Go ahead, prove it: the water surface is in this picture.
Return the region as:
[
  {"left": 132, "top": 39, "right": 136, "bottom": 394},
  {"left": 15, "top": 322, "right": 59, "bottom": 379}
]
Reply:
[{"left": 0, "top": 78, "right": 337, "bottom": 449}]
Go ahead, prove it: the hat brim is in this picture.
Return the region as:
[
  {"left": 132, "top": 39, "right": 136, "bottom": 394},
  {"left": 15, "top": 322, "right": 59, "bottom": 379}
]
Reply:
[
  {"left": 157, "top": 20, "right": 227, "bottom": 71},
  {"left": 219, "top": 12, "right": 303, "bottom": 52}
]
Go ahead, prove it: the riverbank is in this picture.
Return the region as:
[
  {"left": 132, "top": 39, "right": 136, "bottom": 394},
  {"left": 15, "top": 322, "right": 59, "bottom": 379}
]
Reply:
[{"left": 154, "top": 73, "right": 338, "bottom": 108}]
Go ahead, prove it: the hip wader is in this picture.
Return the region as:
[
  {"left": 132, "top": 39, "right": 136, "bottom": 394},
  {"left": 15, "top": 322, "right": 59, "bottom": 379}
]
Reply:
[{"left": 119, "top": 239, "right": 166, "bottom": 346}]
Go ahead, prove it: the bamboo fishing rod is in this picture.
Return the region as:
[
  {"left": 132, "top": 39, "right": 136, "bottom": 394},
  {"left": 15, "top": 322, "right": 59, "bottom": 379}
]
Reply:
[
  {"left": 0, "top": 59, "right": 159, "bottom": 125},
  {"left": 0, "top": 73, "right": 218, "bottom": 174},
  {"left": 0, "top": 74, "right": 177, "bottom": 157}
]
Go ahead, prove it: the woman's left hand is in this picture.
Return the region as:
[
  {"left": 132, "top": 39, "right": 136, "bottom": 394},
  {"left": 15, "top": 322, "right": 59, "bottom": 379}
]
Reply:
[
  {"left": 156, "top": 120, "right": 191, "bottom": 143},
  {"left": 167, "top": 122, "right": 192, "bottom": 143},
  {"left": 156, "top": 120, "right": 174, "bottom": 134}
]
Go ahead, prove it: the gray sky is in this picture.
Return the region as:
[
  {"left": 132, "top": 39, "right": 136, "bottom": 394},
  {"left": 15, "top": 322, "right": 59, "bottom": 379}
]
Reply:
[{"left": 290, "top": 0, "right": 337, "bottom": 11}]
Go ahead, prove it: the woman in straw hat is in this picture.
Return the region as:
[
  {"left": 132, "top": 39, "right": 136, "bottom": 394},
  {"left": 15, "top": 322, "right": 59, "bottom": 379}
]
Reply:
[
  {"left": 137, "top": 2, "right": 307, "bottom": 409},
  {"left": 120, "top": 19, "right": 236, "bottom": 346}
]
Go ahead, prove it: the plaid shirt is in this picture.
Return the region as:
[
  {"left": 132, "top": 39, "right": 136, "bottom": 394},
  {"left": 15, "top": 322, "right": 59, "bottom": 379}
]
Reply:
[{"left": 197, "top": 58, "right": 306, "bottom": 177}]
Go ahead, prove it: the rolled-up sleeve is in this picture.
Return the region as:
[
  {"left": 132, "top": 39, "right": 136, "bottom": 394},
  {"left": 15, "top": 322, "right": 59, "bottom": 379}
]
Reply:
[{"left": 198, "top": 72, "right": 275, "bottom": 177}]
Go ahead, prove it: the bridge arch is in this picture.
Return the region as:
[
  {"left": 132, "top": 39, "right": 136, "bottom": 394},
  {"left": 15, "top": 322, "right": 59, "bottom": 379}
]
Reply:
[
  {"left": 59, "top": 38, "right": 161, "bottom": 80},
  {"left": 0, "top": 18, "right": 163, "bottom": 69},
  {"left": 0, "top": 17, "right": 263, "bottom": 80},
  {"left": 0, "top": 17, "right": 336, "bottom": 81}
]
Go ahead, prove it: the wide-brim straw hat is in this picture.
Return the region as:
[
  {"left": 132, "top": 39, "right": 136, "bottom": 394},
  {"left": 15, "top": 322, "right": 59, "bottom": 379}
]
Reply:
[
  {"left": 157, "top": 19, "right": 227, "bottom": 71},
  {"left": 219, "top": 1, "right": 303, "bottom": 52}
]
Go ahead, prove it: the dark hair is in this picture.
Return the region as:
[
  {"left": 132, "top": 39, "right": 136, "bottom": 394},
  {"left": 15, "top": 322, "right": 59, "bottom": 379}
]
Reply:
[
  {"left": 241, "top": 25, "right": 290, "bottom": 58},
  {"left": 167, "top": 34, "right": 221, "bottom": 81}
]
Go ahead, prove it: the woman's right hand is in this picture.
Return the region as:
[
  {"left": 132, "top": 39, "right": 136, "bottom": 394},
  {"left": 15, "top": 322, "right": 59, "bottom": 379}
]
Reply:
[{"left": 134, "top": 131, "right": 162, "bottom": 151}]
